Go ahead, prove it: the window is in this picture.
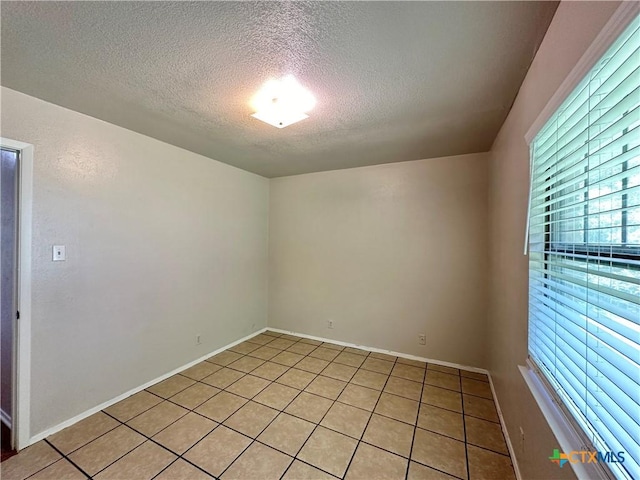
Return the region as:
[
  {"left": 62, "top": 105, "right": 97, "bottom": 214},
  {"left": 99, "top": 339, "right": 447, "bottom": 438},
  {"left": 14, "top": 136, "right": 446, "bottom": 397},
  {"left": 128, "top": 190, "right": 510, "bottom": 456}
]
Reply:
[{"left": 528, "top": 15, "right": 639, "bottom": 480}]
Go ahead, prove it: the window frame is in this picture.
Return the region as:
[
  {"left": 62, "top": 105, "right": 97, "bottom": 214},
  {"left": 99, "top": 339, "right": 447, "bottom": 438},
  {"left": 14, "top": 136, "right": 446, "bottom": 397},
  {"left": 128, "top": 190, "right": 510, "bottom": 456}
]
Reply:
[{"left": 521, "top": 4, "right": 640, "bottom": 480}]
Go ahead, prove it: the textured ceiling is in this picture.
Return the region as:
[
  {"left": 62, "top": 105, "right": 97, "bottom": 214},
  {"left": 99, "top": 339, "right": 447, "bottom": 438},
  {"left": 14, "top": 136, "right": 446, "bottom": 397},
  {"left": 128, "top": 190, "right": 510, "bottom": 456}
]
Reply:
[{"left": 1, "top": 1, "right": 557, "bottom": 178}]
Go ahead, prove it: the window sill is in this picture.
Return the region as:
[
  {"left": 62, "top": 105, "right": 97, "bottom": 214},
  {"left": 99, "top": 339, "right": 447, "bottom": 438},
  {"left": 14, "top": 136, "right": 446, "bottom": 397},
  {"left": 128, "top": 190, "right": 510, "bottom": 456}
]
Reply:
[{"left": 519, "top": 360, "right": 612, "bottom": 480}]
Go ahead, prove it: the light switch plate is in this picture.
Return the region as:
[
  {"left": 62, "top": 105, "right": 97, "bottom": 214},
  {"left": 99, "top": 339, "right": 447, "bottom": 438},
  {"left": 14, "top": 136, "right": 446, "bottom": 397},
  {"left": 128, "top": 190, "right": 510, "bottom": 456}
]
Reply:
[{"left": 53, "top": 245, "right": 66, "bottom": 261}]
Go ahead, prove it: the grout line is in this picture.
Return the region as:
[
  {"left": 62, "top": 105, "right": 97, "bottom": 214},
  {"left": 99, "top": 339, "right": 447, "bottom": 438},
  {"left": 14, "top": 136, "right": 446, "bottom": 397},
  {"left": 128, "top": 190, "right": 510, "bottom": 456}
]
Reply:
[
  {"left": 461, "top": 372, "right": 471, "bottom": 480},
  {"left": 341, "top": 353, "right": 399, "bottom": 478},
  {"left": 20, "top": 441, "right": 86, "bottom": 480},
  {"left": 404, "top": 367, "right": 427, "bottom": 479}
]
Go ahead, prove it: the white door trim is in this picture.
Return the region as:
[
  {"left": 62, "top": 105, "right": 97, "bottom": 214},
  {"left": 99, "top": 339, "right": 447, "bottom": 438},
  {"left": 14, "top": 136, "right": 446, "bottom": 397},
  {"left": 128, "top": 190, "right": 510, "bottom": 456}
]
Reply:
[{"left": 1, "top": 137, "right": 33, "bottom": 450}]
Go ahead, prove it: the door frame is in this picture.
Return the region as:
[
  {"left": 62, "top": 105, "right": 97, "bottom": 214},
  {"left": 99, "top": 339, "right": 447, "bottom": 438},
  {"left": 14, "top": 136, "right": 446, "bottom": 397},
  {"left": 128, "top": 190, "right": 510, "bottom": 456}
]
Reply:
[{"left": 1, "top": 137, "right": 33, "bottom": 450}]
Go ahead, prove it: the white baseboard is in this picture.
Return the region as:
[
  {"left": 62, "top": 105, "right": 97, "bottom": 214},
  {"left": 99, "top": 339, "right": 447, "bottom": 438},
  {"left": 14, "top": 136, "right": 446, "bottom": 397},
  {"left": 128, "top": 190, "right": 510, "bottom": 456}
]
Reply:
[
  {"left": 488, "top": 374, "right": 522, "bottom": 480},
  {"left": 28, "top": 328, "right": 267, "bottom": 445},
  {"left": 0, "top": 408, "right": 11, "bottom": 429},
  {"left": 266, "top": 327, "right": 490, "bottom": 374}
]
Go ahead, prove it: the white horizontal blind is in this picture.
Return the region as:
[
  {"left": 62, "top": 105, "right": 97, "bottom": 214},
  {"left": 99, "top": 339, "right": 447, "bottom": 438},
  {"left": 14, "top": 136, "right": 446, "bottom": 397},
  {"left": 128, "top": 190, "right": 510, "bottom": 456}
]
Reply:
[{"left": 529, "top": 15, "right": 640, "bottom": 480}]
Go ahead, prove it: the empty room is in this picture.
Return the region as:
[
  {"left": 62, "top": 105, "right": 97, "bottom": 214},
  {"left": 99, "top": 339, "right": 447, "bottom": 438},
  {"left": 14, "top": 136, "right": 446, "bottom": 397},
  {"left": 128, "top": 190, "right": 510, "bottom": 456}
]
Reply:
[{"left": 0, "top": 1, "right": 638, "bottom": 480}]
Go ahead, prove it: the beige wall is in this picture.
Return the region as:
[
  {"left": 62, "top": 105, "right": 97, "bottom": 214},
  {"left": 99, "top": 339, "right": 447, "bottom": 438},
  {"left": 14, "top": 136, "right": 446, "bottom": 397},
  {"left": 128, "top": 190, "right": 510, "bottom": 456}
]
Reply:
[
  {"left": 0, "top": 87, "right": 269, "bottom": 438},
  {"left": 487, "top": 2, "right": 621, "bottom": 479},
  {"left": 269, "top": 153, "right": 489, "bottom": 368}
]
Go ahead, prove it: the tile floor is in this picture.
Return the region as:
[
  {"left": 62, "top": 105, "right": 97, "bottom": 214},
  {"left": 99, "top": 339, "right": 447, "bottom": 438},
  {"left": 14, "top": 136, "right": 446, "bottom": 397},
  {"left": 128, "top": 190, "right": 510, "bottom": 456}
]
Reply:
[{"left": 1, "top": 331, "right": 516, "bottom": 480}]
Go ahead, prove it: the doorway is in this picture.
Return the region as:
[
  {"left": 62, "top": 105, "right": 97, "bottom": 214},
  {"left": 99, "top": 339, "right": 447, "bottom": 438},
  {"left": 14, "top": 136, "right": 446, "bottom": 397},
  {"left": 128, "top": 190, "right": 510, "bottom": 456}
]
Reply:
[
  {"left": 1, "top": 147, "right": 19, "bottom": 459},
  {"left": 0, "top": 137, "right": 32, "bottom": 453}
]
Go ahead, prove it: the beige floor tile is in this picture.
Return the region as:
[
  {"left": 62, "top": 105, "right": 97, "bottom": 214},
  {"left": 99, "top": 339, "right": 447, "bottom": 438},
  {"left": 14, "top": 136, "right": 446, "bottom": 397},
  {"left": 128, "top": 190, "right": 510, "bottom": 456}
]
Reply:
[
  {"left": 224, "top": 401, "right": 279, "bottom": 438},
  {"left": 247, "top": 334, "right": 275, "bottom": 345},
  {"left": 461, "top": 370, "right": 489, "bottom": 382},
  {"left": 298, "top": 427, "right": 357, "bottom": 478},
  {"left": 181, "top": 361, "right": 222, "bottom": 381},
  {"left": 299, "top": 337, "right": 323, "bottom": 346},
  {"left": 305, "top": 375, "right": 347, "bottom": 400},
  {"left": 127, "top": 401, "right": 189, "bottom": 437},
  {"left": 463, "top": 394, "right": 499, "bottom": 423},
  {"left": 282, "top": 460, "right": 335, "bottom": 480},
  {"left": 425, "top": 371, "right": 461, "bottom": 392},
  {"left": 104, "top": 390, "right": 162, "bottom": 422},
  {"left": 407, "top": 461, "right": 459, "bottom": 479},
  {"left": 276, "top": 368, "right": 316, "bottom": 390},
  {"left": 397, "top": 358, "right": 427, "bottom": 369},
  {"left": 370, "top": 352, "right": 398, "bottom": 361},
  {"left": 375, "top": 393, "right": 419, "bottom": 424},
  {"left": 169, "top": 383, "right": 220, "bottom": 410},
  {"left": 253, "top": 382, "right": 300, "bottom": 410},
  {"left": 392, "top": 364, "right": 426, "bottom": 383},
  {"left": 337, "top": 384, "right": 381, "bottom": 411},
  {"left": 278, "top": 333, "right": 302, "bottom": 341},
  {"left": 351, "top": 369, "right": 388, "bottom": 390},
  {"left": 48, "top": 411, "right": 119, "bottom": 454},
  {"left": 344, "top": 347, "right": 369, "bottom": 356},
  {"left": 263, "top": 330, "right": 282, "bottom": 337},
  {"left": 222, "top": 442, "right": 292, "bottom": 480},
  {"left": 422, "top": 386, "right": 462, "bottom": 413},
  {"left": 229, "top": 341, "right": 260, "bottom": 355},
  {"left": 284, "top": 392, "right": 333, "bottom": 423},
  {"left": 271, "top": 351, "right": 304, "bottom": 367},
  {"left": 154, "top": 459, "right": 213, "bottom": 480},
  {"left": 295, "top": 356, "right": 330, "bottom": 374},
  {"left": 467, "top": 445, "right": 515, "bottom": 480},
  {"left": 153, "top": 412, "right": 217, "bottom": 454},
  {"left": 257, "top": 413, "right": 315, "bottom": 456},
  {"left": 251, "top": 361, "right": 290, "bottom": 381},
  {"left": 68, "top": 425, "right": 145, "bottom": 476},
  {"left": 226, "top": 374, "right": 270, "bottom": 399},
  {"left": 201, "top": 367, "right": 245, "bottom": 389},
  {"left": 28, "top": 458, "right": 86, "bottom": 480},
  {"left": 0, "top": 441, "right": 61, "bottom": 480},
  {"left": 147, "top": 375, "right": 196, "bottom": 399},
  {"left": 309, "top": 348, "right": 340, "bottom": 361},
  {"left": 362, "top": 413, "right": 415, "bottom": 458},
  {"left": 321, "top": 342, "right": 344, "bottom": 351},
  {"left": 465, "top": 416, "right": 508, "bottom": 454},
  {"left": 384, "top": 376, "right": 422, "bottom": 400},
  {"left": 228, "top": 356, "right": 265, "bottom": 373},
  {"left": 320, "top": 402, "right": 371, "bottom": 439},
  {"left": 321, "top": 363, "right": 357, "bottom": 382},
  {"left": 183, "top": 426, "right": 251, "bottom": 477},
  {"left": 207, "top": 350, "right": 243, "bottom": 366},
  {"left": 247, "top": 346, "right": 281, "bottom": 360},
  {"left": 94, "top": 441, "right": 175, "bottom": 480},
  {"left": 417, "top": 404, "right": 464, "bottom": 441},
  {"left": 361, "top": 357, "right": 395, "bottom": 375},
  {"left": 287, "top": 342, "right": 318, "bottom": 355},
  {"left": 428, "top": 364, "right": 460, "bottom": 376},
  {"left": 195, "top": 391, "right": 248, "bottom": 422},
  {"left": 411, "top": 428, "right": 467, "bottom": 479},
  {"left": 267, "top": 338, "right": 297, "bottom": 350},
  {"left": 334, "top": 352, "right": 366, "bottom": 368},
  {"left": 461, "top": 378, "right": 493, "bottom": 399},
  {"left": 345, "top": 443, "right": 407, "bottom": 480}
]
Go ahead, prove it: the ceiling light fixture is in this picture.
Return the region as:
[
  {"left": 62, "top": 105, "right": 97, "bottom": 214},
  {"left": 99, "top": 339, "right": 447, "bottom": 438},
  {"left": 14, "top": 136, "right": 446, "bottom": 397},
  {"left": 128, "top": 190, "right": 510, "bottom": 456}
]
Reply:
[{"left": 250, "top": 75, "right": 316, "bottom": 128}]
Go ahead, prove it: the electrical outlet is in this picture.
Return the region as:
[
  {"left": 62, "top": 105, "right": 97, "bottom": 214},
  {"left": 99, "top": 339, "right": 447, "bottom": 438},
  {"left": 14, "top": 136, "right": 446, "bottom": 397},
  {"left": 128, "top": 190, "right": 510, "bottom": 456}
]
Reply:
[
  {"left": 196, "top": 334, "right": 201, "bottom": 345},
  {"left": 52, "top": 245, "right": 66, "bottom": 261},
  {"left": 519, "top": 427, "right": 525, "bottom": 452},
  {"left": 327, "top": 320, "right": 334, "bottom": 329},
  {"left": 418, "top": 334, "right": 426, "bottom": 345}
]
